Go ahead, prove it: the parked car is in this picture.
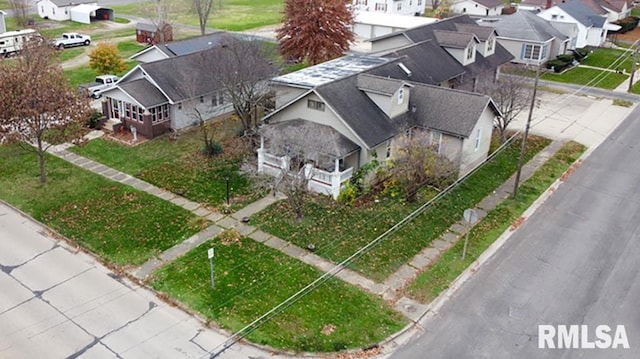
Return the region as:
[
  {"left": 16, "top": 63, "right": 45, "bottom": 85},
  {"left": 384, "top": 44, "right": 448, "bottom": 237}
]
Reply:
[
  {"left": 54, "top": 33, "right": 91, "bottom": 49},
  {"left": 78, "top": 75, "right": 119, "bottom": 98}
]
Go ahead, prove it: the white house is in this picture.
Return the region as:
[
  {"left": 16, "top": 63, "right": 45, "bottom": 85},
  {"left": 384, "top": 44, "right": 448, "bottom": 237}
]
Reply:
[
  {"left": 538, "top": 1, "right": 619, "bottom": 48},
  {"left": 260, "top": 55, "right": 500, "bottom": 198},
  {"left": 353, "top": 11, "right": 438, "bottom": 40},
  {"left": 450, "top": 0, "right": 505, "bottom": 16},
  {"left": 353, "top": 0, "right": 427, "bottom": 16},
  {"left": 36, "top": 0, "right": 113, "bottom": 24}
]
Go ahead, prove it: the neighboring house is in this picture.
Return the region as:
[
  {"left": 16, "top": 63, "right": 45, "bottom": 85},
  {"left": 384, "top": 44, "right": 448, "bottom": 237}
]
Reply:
[
  {"left": 519, "top": 0, "right": 630, "bottom": 19},
  {"left": 353, "top": 0, "right": 427, "bottom": 16},
  {"left": 538, "top": 0, "right": 620, "bottom": 48},
  {"left": 130, "top": 32, "right": 257, "bottom": 63},
  {"left": 259, "top": 55, "right": 499, "bottom": 198},
  {"left": 518, "top": 0, "right": 561, "bottom": 11},
  {"left": 0, "top": 10, "right": 6, "bottom": 34},
  {"left": 450, "top": 0, "right": 505, "bottom": 16},
  {"left": 135, "top": 21, "right": 173, "bottom": 45},
  {"left": 100, "top": 48, "right": 235, "bottom": 139},
  {"left": 368, "top": 15, "right": 513, "bottom": 92},
  {"left": 352, "top": 11, "right": 438, "bottom": 40},
  {"left": 36, "top": 0, "right": 113, "bottom": 24},
  {"left": 478, "top": 11, "right": 573, "bottom": 65}
]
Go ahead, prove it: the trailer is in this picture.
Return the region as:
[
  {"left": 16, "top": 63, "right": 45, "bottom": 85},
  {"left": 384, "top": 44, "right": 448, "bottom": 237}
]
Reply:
[{"left": 0, "top": 29, "right": 37, "bottom": 57}]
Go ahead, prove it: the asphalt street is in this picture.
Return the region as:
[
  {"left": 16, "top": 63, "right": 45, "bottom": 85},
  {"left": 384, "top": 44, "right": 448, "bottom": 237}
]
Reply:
[
  {"left": 390, "top": 106, "right": 640, "bottom": 358},
  {"left": 0, "top": 203, "right": 270, "bottom": 359}
]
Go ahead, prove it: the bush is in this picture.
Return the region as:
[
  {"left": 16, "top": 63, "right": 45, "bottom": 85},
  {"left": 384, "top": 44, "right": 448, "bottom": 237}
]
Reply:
[
  {"left": 573, "top": 47, "right": 589, "bottom": 61},
  {"left": 85, "top": 110, "right": 103, "bottom": 129},
  {"left": 612, "top": 16, "right": 639, "bottom": 33},
  {"left": 546, "top": 59, "right": 572, "bottom": 73},
  {"left": 202, "top": 140, "right": 223, "bottom": 157},
  {"left": 556, "top": 53, "right": 575, "bottom": 63}
]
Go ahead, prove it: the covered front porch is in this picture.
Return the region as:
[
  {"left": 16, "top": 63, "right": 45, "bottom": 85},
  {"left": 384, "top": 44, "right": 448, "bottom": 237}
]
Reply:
[{"left": 256, "top": 119, "right": 360, "bottom": 199}]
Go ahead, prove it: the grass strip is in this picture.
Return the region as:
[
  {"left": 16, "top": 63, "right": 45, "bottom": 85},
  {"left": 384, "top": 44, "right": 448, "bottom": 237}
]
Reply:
[
  {"left": 150, "top": 235, "right": 407, "bottom": 352},
  {"left": 406, "top": 141, "right": 585, "bottom": 303}
]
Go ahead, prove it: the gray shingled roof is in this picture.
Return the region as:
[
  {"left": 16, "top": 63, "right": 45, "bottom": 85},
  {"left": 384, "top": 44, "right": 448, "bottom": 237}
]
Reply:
[
  {"left": 473, "top": 0, "right": 505, "bottom": 8},
  {"left": 370, "top": 40, "right": 467, "bottom": 84},
  {"left": 433, "top": 30, "right": 478, "bottom": 48},
  {"left": 119, "top": 78, "right": 168, "bottom": 108},
  {"left": 407, "top": 82, "right": 497, "bottom": 137},
  {"left": 138, "top": 48, "right": 225, "bottom": 103},
  {"left": 315, "top": 75, "right": 398, "bottom": 148},
  {"left": 49, "top": 0, "right": 95, "bottom": 7},
  {"left": 136, "top": 22, "right": 159, "bottom": 33},
  {"left": 267, "top": 119, "right": 359, "bottom": 158},
  {"left": 558, "top": 1, "right": 606, "bottom": 27},
  {"left": 455, "top": 23, "right": 495, "bottom": 41},
  {"left": 480, "top": 11, "right": 567, "bottom": 42},
  {"left": 356, "top": 74, "right": 405, "bottom": 95}
]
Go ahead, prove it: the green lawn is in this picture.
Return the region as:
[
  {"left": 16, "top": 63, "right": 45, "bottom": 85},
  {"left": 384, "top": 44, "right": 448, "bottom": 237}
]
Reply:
[
  {"left": 407, "top": 141, "right": 586, "bottom": 303},
  {"left": 0, "top": 145, "right": 208, "bottom": 266},
  {"left": 632, "top": 8, "right": 640, "bottom": 17},
  {"left": 57, "top": 47, "right": 85, "bottom": 62},
  {"left": 151, "top": 235, "right": 407, "bottom": 352},
  {"left": 64, "top": 61, "right": 136, "bottom": 88},
  {"left": 253, "top": 136, "right": 551, "bottom": 282},
  {"left": 112, "top": 0, "right": 284, "bottom": 31},
  {"left": 581, "top": 48, "right": 634, "bottom": 72},
  {"left": 117, "top": 40, "right": 147, "bottom": 58},
  {"left": 541, "top": 67, "right": 627, "bottom": 90},
  {"left": 631, "top": 78, "right": 640, "bottom": 94},
  {"left": 70, "top": 126, "right": 256, "bottom": 209}
]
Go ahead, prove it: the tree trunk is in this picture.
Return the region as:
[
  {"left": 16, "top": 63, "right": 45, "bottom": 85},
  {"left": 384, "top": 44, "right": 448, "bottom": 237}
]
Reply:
[{"left": 37, "top": 138, "right": 47, "bottom": 184}]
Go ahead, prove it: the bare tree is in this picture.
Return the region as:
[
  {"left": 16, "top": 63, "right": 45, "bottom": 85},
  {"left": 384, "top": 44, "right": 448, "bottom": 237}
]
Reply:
[
  {"left": 9, "top": 0, "right": 31, "bottom": 28},
  {"left": 245, "top": 122, "right": 344, "bottom": 221},
  {"left": 276, "top": 0, "right": 355, "bottom": 65},
  {"left": 0, "top": 38, "right": 92, "bottom": 184},
  {"left": 146, "top": 0, "right": 176, "bottom": 43},
  {"left": 193, "top": 0, "right": 214, "bottom": 35},
  {"left": 207, "top": 38, "right": 278, "bottom": 134},
  {"left": 388, "top": 129, "right": 457, "bottom": 202},
  {"left": 477, "top": 68, "right": 533, "bottom": 143}
]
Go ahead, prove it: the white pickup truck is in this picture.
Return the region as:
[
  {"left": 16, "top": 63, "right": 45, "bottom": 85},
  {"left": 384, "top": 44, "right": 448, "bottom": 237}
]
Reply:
[
  {"left": 54, "top": 33, "right": 91, "bottom": 49},
  {"left": 78, "top": 75, "right": 119, "bottom": 98}
]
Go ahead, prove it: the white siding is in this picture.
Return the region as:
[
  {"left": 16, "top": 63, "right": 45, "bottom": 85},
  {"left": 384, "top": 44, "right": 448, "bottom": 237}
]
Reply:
[
  {"left": 450, "top": 0, "right": 503, "bottom": 16},
  {"left": 171, "top": 94, "right": 234, "bottom": 130},
  {"left": 459, "top": 105, "right": 495, "bottom": 175}
]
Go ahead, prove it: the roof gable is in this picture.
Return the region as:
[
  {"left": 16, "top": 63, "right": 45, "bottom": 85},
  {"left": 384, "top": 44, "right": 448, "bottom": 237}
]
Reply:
[
  {"left": 44, "top": 0, "right": 95, "bottom": 7},
  {"left": 433, "top": 29, "right": 479, "bottom": 49},
  {"left": 470, "top": 0, "right": 505, "bottom": 9},
  {"left": 480, "top": 11, "right": 567, "bottom": 42},
  {"left": 455, "top": 23, "right": 496, "bottom": 41},
  {"left": 356, "top": 74, "right": 409, "bottom": 96},
  {"left": 557, "top": 1, "right": 606, "bottom": 27}
]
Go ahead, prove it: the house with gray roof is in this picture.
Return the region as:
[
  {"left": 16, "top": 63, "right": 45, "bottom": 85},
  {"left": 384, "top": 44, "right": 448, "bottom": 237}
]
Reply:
[
  {"left": 99, "top": 48, "right": 235, "bottom": 139},
  {"left": 478, "top": 11, "right": 573, "bottom": 65},
  {"left": 538, "top": 0, "right": 621, "bottom": 48},
  {"left": 450, "top": 0, "right": 505, "bottom": 16},
  {"left": 368, "top": 15, "right": 513, "bottom": 92},
  {"left": 258, "top": 55, "right": 500, "bottom": 198},
  {"left": 130, "top": 31, "right": 272, "bottom": 63}
]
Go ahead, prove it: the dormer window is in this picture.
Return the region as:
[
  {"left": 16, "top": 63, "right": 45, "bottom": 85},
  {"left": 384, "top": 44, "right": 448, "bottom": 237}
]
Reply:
[
  {"left": 398, "top": 88, "right": 404, "bottom": 104},
  {"left": 487, "top": 37, "right": 494, "bottom": 52},
  {"left": 466, "top": 45, "right": 474, "bottom": 60}
]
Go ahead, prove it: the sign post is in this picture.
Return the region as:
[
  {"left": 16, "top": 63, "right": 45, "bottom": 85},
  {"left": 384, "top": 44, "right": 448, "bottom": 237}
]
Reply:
[
  {"left": 208, "top": 247, "right": 215, "bottom": 289},
  {"left": 462, "top": 209, "right": 479, "bottom": 261}
]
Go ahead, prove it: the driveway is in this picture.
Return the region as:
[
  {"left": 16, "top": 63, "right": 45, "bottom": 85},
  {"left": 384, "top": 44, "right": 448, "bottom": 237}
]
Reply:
[{"left": 0, "top": 202, "right": 273, "bottom": 359}]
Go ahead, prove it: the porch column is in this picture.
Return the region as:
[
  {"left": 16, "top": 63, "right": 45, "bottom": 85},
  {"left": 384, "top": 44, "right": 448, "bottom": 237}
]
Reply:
[
  {"left": 331, "top": 158, "right": 341, "bottom": 200},
  {"left": 257, "top": 136, "right": 265, "bottom": 173}
]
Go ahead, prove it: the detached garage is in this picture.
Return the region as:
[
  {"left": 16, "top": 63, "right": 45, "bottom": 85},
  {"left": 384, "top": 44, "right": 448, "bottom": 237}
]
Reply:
[{"left": 70, "top": 4, "right": 113, "bottom": 24}]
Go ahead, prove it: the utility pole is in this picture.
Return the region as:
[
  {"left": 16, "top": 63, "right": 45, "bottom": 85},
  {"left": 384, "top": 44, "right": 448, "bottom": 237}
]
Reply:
[
  {"left": 628, "top": 45, "right": 638, "bottom": 93},
  {"left": 513, "top": 64, "right": 540, "bottom": 199}
]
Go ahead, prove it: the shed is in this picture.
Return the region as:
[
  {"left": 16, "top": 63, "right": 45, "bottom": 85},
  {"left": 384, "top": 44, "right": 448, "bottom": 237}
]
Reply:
[{"left": 136, "top": 22, "right": 173, "bottom": 45}]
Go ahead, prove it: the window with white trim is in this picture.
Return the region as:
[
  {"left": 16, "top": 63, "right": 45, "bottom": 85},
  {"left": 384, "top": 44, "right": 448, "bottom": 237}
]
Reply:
[
  {"left": 374, "top": 3, "right": 387, "bottom": 11},
  {"left": 431, "top": 131, "right": 443, "bottom": 154},
  {"left": 466, "top": 45, "right": 474, "bottom": 60},
  {"left": 397, "top": 2, "right": 402, "bottom": 10},
  {"left": 522, "top": 44, "right": 542, "bottom": 60},
  {"left": 474, "top": 128, "right": 482, "bottom": 151},
  {"left": 385, "top": 140, "right": 391, "bottom": 159},
  {"left": 398, "top": 88, "right": 404, "bottom": 104},
  {"left": 307, "top": 99, "right": 325, "bottom": 111},
  {"left": 487, "top": 36, "right": 494, "bottom": 52}
]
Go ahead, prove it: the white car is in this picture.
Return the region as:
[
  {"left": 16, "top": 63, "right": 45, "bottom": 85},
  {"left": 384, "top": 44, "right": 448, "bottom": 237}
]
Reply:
[{"left": 54, "top": 33, "right": 91, "bottom": 49}]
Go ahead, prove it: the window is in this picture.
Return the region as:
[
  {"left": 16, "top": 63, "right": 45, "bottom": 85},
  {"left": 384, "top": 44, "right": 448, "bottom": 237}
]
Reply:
[
  {"left": 522, "top": 44, "right": 542, "bottom": 60},
  {"left": 398, "top": 87, "right": 404, "bottom": 104},
  {"left": 385, "top": 140, "right": 391, "bottom": 159},
  {"left": 466, "top": 45, "right": 474, "bottom": 60},
  {"left": 150, "top": 104, "right": 169, "bottom": 123},
  {"left": 178, "top": 103, "right": 182, "bottom": 110},
  {"left": 200, "top": 96, "right": 204, "bottom": 103},
  {"left": 487, "top": 36, "right": 494, "bottom": 52},
  {"left": 374, "top": 3, "right": 387, "bottom": 11},
  {"left": 64, "top": 8, "right": 68, "bottom": 15},
  {"left": 431, "top": 131, "right": 443, "bottom": 154},
  {"left": 418, "top": 0, "right": 422, "bottom": 5},
  {"left": 474, "top": 128, "right": 482, "bottom": 151},
  {"left": 212, "top": 93, "right": 224, "bottom": 106},
  {"left": 52, "top": 8, "right": 55, "bottom": 14},
  {"left": 397, "top": 2, "right": 402, "bottom": 10},
  {"left": 307, "top": 99, "right": 325, "bottom": 111},
  {"left": 356, "top": 0, "right": 368, "bottom": 4}
]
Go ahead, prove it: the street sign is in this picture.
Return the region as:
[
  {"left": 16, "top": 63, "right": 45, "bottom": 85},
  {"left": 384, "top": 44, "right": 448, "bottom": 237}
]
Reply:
[
  {"left": 208, "top": 248, "right": 214, "bottom": 259},
  {"left": 208, "top": 248, "right": 215, "bottom": 289}
]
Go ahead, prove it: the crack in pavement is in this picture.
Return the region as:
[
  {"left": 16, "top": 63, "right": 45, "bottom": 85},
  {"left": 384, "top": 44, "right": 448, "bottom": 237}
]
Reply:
[
  {"left": 0, "top": 243, "right": 59, "bottom": 275},
  {"left": 66, "top": 301, "right": 158, "bottom": 359},
  {"left": 188, "top": 329, "right": 209, "bottom": 353}
]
